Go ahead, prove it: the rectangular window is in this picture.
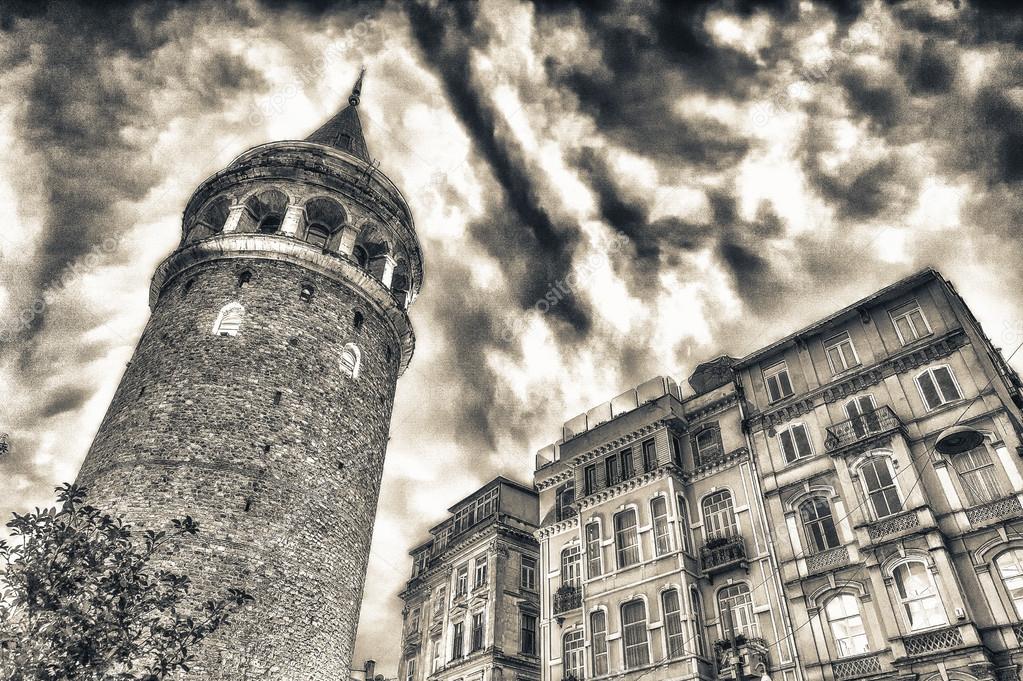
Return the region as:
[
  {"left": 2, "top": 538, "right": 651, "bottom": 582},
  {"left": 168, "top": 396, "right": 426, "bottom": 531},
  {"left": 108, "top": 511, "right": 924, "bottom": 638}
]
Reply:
[
  {"left": 455, "top": 565, "right": 468, "bottom": 596},
  {"left": 917, "top": 366, "right": 962, "bottom": 410},
  {"left": 431, "top": 637, "right": 443, "bottom": 673},
  {"left": 861, "top": 458, "right": 903, "bottom": 519},
  {"left": 824, "top": 331, "right": 860, "bottom": 375},
  {"left": 474, "top": 557, "right": 488, "bottom": 589},
  {"left": 586, "top": 522, "right": 602, "bottom": 577},
  {"left": 764, "top": 361, "right": 794, "bottom": 403},
  {"left": 953, "top": 447, "right": 1004, "bottom": 505},
  {"left": 651, "top": 496, "right": 672, "bottom": 556},
  {"left": 694, "top": 427, "right": 722, "bottom": 467},
  {"left": 475, "top": 487, "right": 499, "bottom": 519},
  {"left": 620, "top": 448, "right": 634, "bottom": 479},
  {"left": 409, "top": 607, "right": 421, "bottom": 634},
  {"left": 453, "top": 504, "right": 475, "bottom": 534},
  {"left": 520, "top": 613, "right": 537, "bottom": 655},
  {"left": 890, "top": 300, "right": 930, "bottom": 345},
  {"left": 520, "top": 555, "right": 536, "bottom": 590},
  {"left": 584, "top": 464, "right": 598, "bottom": 496},
  {"left": 406, "top": 657, "right": 416, "bottom": 681},
  {"left": 662, "top": 589, "right": 685, "bottom": 659},
  {"left": 779, "top": 424, "right": 814, "bottom": 463},
  {"left": 451, "top": 621, "right": 464, "bottom": 659},
  {"left": 614, "top": 509, "right": 640, "bottom": 568},
  {"left": 471, "top": 611, "right": 484, "bottom": 652},
  {"left": 621, "top": 600, "right": 650, "bottom": 669},
  {"left": 605, "top": 455, "right": 620, "bottom": 486},
  {"left": 671, "top": 435, "right": 683, "bottom": 467},
  {"left": 642, "top": 439, "right": 657, "bottom": 471},
  {"left": 433, "top": 587, "right": 446, "bottom": 619},
  {"left": 590, "top": 610, "right": 608, "bottom": 676},
  {"left": 676, "top": 495, "right": 692, "bottom": 554}
]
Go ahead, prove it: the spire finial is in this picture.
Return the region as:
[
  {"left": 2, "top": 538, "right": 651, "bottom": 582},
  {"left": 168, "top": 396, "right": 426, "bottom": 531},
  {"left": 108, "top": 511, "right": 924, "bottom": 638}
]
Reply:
[{"left": 349, "top": 67, "right": 365, "bottom": 107}]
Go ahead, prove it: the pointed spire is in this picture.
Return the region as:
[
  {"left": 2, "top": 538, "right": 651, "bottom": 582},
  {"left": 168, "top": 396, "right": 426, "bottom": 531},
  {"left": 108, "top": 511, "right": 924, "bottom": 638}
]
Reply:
[
  {"left": 349, "top": 67, "right": 365, "bottom": 107},
  {"left": 306, "top": 69, "right": 371, "bottom": 163}
]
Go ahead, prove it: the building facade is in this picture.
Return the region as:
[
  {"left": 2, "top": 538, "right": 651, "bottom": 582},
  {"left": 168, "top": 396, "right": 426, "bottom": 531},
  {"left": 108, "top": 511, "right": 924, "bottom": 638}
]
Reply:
[
  {"left": 74, "top": 76, "right": 423, "bottom": 679},
  {"left": 398, "top": 478, "right": 542, "bottom": 681},
  {"left": 737, "top": 268, "right": 1023, "bottom": 681},
  {"left": 533, "top": 269, "right": 1023, "bottom": 681}
]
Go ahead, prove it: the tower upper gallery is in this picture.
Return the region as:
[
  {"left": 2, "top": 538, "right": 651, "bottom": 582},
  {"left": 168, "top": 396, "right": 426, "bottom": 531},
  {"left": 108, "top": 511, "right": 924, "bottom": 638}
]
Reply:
[{"left": 153, "top": 72, "right": 422, "bottom": 373}]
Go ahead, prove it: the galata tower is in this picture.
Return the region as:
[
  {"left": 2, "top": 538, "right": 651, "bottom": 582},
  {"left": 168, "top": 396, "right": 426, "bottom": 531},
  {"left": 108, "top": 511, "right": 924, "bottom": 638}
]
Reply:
[{"left": 75, "top": 73, "right": 422, "bottom": 679}]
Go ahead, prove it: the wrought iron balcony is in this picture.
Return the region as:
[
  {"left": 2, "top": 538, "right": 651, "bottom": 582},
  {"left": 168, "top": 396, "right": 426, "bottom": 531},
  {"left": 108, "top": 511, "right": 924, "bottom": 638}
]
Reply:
[
  {"left": 825, "top": 406, "right": 902, "bottom": 452},
  {"left": 553, "top": 585, "right": 582, "bottom": 615},
  {"left": 866, "top": 509, "right": 919, "bottom": 541},
  {"left": 805, "top": 545, "right": 851, "bottom": 574},
  {"left": 714, "top": 636, "right": 769, "bottom": 678},
  {"left": 832, "top": 652, "right": 883, "bottom": 680},
  {"left": 902, "top": 625, "right": 964, "bottom": 657},
  {"left": 966, "top": 494, "right": 1023, "bottom": 525},
  {"left": 700, "top": 535, "right": 747, "bottom": 578}
]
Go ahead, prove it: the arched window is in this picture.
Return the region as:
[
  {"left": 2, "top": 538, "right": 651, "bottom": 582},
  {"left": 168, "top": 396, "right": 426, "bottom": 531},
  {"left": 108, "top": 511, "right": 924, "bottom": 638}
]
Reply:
[
  {"left": 614, "top": 509, "right": 640, "bottom": 568},
  {"left": 341, "top": 343, "right": 362, "bottom": 379},
  {"left": 194, "top": 196, "right": 231, "bottom": 237},
  {"left": 676, "top": 495, "right": 693, "bottom": 554},
  {"left": 717, "top": 583, "right": 757, "bottom": 637},
  {"left": 892, "top": 561, "right": 946, "bottom": 630},
  {"left": 651, "top": 496, "right": 672, "bottom": 556},
  {"left": 560, "top": 545, "right": 581, "bottom": 587},
  {"left": 585, "top": 522, "right": 602, "bottom": 577},
  {"left": 213, "top": 302, "right": 244, "bottom": 337},
  {"left": 353, "top": 244, "right": 370, "bottom": 268},
  {"left": 590, "top": 610, "right": 608, "bottom": 676},
  {"left": 300, "top": 283, "right": 315, "bottom": 302},
  {"left": 661, "top": 589, "right": 685, "bottom": 659},
  {"left": 690, "top": 587, "right": 707, "bottom": 657},
  {"left": 562, "top": 629, "right": 584, "bottom": 680},
  {"left": 825, "top": 594, "right": 869, "bottom": 657},
  {"left": 702, "top": 490, "right": 737, "bottom": 541},
  {"left": 354, "top": 310, "right": 365, "bottom": 332},
  {"left": 555, "top": 483, "right": 575, "bottom": 521},
  {"left": 952, "top": 446, "right": 1003, "bottom": 505},
  {"left": 799, "top": 497, "right": 841, "bottom": 553},
  {"left": 996, "top": 549, "right": 1023, "bottom": 618},
  {"left": 859, "top": 456, "right": 902, "bottom": 519},
  {"left": 620, "top": 600, "right": 650, "bottom": 669},
  {"left": 237, "top": 270, "right": 252, "bottom": 288},
  {"left": 306, "top": 223, "right": 330, "bottom": 249},
  {"left": 258, "top": 214, "right": 283, "bottom": 234}
]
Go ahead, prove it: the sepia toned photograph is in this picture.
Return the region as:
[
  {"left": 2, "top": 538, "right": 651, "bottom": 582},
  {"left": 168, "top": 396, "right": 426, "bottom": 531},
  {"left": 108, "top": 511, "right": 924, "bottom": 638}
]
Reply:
[{"left": 1, "top": 0, "right": 1023, "bottom": 680}]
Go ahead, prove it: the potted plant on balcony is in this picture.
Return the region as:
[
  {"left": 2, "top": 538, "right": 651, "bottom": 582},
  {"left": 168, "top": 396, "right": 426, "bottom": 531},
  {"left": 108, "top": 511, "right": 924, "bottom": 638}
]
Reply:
[{"left": 705, "top": 536, "right": 732, "bottom": 550}]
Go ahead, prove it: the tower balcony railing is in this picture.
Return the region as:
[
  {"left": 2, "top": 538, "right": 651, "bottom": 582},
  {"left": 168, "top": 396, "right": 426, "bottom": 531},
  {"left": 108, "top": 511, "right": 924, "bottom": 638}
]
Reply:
[
  {"left": 700, "top": 534, "right": 747, "bottom": 579},
  {"left": 825, "top": 406, "right": 902, "bottom": 452},
  {"left": 553, "top": 585, "right": 582, "bottom": 615}
]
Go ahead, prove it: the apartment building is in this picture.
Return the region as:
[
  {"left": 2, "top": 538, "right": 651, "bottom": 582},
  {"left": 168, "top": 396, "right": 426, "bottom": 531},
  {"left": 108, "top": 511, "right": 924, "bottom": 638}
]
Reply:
[
  {"left": 397, "top": 478, "right": 541, "bottom": 681},
  {"left": 533, "top": 375, "right": 800, "bottom": 681},
  {"left": 531, "top": 268, "right": 1023, "bottom": 681},
  {"left": 737, "top": 268, "right": 1023, "bottom": 681}
]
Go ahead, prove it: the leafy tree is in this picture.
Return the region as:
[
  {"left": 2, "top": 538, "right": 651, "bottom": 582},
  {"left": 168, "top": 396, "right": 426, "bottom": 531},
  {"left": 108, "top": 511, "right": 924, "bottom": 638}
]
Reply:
[{"left": 0, "top": 483, "right": 253, "bottom": 680}]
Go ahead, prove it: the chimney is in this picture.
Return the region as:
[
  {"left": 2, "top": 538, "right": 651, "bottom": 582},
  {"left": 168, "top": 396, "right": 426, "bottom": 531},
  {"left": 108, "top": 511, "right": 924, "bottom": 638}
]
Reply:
[{"left": 365, "top": 659, "right": 376, "bottom": 680}]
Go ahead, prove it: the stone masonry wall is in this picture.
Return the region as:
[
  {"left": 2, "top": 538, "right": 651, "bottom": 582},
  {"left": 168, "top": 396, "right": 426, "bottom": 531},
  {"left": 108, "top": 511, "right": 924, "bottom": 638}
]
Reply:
[{"left": 76, "top": 255, "right": 402, "bottom": 679}]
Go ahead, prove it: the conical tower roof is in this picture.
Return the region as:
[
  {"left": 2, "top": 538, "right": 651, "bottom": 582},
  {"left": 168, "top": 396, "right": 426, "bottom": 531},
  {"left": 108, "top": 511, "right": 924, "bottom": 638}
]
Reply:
[{"left": 306, "top": 69, "right": 371, "bottom": 162}]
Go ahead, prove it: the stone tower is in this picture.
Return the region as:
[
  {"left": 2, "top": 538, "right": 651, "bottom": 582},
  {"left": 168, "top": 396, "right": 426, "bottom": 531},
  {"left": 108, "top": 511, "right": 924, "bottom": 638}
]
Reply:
[{"left": 75, "top": 74, "right": 422, "bottom": 679}]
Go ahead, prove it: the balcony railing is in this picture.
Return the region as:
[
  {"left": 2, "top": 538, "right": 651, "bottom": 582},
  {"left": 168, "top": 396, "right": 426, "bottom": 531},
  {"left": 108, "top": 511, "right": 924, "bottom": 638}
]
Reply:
[
  {"left": 701, "top": 535, "right": 747, "bottom": 578},
  {"left": 553, "top": 585, "right": 582, "bottom": 615},
  {"left": 966, "top": 495, "right": 1023, "bottom": 525},
  {"left": 902, "top": 625, "right": 964, "bottom": 656},
  {"left": 714, "top": 636, "right": 769, "bottom": 678},
  {"left": 825, "top": 406, "right": 902, "bottom": 452},
  {"left": 832, "top": 653, "right": 883, "bottom": 680},
  {"left": 867, "top": 509, "right": 919, "bottom": 541},
  {"left": 806, "top": 545, "right": 851, "bottom": 574}
]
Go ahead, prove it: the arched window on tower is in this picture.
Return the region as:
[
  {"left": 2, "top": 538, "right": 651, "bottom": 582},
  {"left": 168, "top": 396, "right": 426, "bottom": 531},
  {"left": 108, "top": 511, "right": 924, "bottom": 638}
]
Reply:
[
  {"left": 341, "top": 343, "right": 362, "bottom": 379},
  {"left": 353, "top": 310, "right": 364, "bottom": 332},
  {"left": 353, "top": 244, "right": 369, "bottom": 269},
  {"left": 306, "top": 223, "right": 330, "bottom": 249},
  {"left": 244, "top": 189, "right": 287, "bottom": 235},
  {"left": 258, "top": 214, "right": 282, "bottom": 233},
  {"left": 300, "top": 283, "right": 315, "bottom": 302},
  {"left": 213, "top": 302, "right": 245, "bottom": 337},
  {"left": 238, "top": 270, "right": 252, "bottom": 288}
]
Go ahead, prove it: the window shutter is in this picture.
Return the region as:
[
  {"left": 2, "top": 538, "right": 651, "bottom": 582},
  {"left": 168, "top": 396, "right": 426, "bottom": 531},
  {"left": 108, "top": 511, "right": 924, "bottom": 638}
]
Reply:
[
  {"left": 934, "top": 367, "right": 961, "bottom": 402},
  {"left": 780, "top": 429, "right": 796, "bottom": 462}
]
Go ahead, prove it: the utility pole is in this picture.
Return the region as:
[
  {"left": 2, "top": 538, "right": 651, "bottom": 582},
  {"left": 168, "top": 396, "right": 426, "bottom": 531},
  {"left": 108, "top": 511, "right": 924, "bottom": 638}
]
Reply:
[{"left": 724, "top": 602, "right": 745, "bottom": 681}]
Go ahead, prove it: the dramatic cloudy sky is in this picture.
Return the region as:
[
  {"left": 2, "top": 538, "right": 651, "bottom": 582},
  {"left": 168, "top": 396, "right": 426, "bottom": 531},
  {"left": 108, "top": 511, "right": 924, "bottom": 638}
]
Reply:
[{"left": 2, "top": 0, "right": 1023, "bottom": 673}]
